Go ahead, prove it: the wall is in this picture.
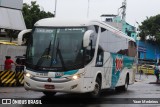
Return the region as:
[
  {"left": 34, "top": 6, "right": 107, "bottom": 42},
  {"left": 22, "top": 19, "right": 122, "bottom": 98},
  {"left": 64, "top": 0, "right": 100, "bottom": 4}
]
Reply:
[
  {"left": 0, "top": 44, "right": 26, "bottom": 66},
  {"left": 0, "top": 0, "right": 23, "bottom": 10},
  {"left": 138, "top": 41, "right": 160, "bottom": 60},
  {"left": 0, "top": 0, "right": 26, "bottom": 30}
]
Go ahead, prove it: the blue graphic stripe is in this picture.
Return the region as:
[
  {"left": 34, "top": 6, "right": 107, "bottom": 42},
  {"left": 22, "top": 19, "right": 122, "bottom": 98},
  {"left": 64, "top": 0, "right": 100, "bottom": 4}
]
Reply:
[{"left": 111, "top": 53, "right": 134, "bottom": 88}]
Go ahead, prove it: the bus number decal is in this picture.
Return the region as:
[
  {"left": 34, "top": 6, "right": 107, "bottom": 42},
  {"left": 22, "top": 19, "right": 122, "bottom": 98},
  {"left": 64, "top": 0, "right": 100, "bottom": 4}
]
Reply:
[{"left": 115, "top": 56, "right": 123, "bottom": 72}]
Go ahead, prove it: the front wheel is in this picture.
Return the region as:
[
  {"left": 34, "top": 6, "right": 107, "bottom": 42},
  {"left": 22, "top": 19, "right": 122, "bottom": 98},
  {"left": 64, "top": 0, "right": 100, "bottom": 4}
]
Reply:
[{"left": 89, "top": 78, "right": 101, "bottom": 97}]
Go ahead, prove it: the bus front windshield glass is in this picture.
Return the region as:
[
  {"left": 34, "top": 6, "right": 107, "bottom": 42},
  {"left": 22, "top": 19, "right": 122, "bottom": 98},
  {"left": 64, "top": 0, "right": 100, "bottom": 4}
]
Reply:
[{"left": 26, "top": 27, "right": 86, "bottom": 71}]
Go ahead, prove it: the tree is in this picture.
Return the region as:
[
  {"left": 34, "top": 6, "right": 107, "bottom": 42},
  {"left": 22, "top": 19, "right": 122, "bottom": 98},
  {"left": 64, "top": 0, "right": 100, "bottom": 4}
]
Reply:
[
  {"left": 20, "top": 1, "right": 54, "bottom": 44},
  {"left": 5, "top": 30, "right": 19, "bottom": 42},
  {"left": 139, "top": 14, "right": 160, "bottom": 43},
  {"left": 22, "top": 1, "right": 54, "bottom": 29}
]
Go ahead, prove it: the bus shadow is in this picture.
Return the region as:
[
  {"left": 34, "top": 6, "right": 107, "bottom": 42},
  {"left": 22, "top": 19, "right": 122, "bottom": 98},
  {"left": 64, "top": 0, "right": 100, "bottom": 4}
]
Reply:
[{"left": 39, "top": 89, "right": 133, "bottom": 105}]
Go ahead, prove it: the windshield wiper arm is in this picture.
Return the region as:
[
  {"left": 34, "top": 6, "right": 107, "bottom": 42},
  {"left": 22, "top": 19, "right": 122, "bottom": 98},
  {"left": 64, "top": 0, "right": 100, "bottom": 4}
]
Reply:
[
  {"left": 54, "top": 38, "right": 66, "bottom": 70},
  {"left": 47, "top": 41, "right": 52, "bottom": 55}
]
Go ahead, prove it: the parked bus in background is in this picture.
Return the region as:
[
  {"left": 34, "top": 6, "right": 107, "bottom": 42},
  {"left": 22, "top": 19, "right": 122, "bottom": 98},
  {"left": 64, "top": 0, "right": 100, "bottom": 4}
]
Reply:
[{"left": 19, "top": 18, "right": 137, "bottom": 97}]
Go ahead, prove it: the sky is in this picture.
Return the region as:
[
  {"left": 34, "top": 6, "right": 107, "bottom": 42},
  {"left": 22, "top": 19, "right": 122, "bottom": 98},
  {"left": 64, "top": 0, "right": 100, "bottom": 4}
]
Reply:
[{"left": 23, "top": 0, "right": 160, "bottom": 27}]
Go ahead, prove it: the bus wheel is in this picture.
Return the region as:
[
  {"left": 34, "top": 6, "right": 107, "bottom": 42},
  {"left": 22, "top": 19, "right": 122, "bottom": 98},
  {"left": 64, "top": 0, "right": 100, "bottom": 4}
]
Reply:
[
  {"left": 43, "top": 92, "right": 57, "bottom": 97},
  {"left": 122, "top": 76, "right": 129, "bottom": 91},
  {"left": 116, "top": 75, "right": 129, "bottom": 92},
  {"left": 90, "top": 78, "right": 101, "bottom": 97},
  {"left": 121, "top": 75, "right": 129, "bottom": 91}
]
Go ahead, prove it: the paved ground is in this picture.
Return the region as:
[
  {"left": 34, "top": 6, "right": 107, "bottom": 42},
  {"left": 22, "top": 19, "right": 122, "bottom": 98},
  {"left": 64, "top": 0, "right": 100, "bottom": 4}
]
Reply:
[
  {"left": 1, "top": 73, "right": 160, "bottom": 107},
  {"left": 135, "top": 73, "right": 160, "bottom": 84}
]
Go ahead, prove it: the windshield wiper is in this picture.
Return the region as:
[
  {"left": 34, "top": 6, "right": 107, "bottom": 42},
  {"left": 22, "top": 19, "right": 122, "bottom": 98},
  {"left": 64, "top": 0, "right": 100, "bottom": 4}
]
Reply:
[
  {"left": 51, "top": 38, "right": 66, "bottom": 70},
  {"left": 47, "top": 41, "right": 52, "bottom": 56},
  {"left": 56, "top": 39, "right": 65, "bottom": 70}
]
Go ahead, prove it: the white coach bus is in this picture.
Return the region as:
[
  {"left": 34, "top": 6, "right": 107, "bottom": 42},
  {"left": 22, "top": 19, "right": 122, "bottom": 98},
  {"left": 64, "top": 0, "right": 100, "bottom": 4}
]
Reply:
[{"left": 20, "top": 18, "right": 137, "bottom": 97}]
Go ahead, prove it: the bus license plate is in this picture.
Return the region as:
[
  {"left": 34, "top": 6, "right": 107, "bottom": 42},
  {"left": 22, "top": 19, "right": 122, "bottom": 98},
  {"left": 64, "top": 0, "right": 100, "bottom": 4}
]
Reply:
[
  {"left": 36, "top": 73, "right": 48, "bottom": 77},
  {"left": 44, "top": 85, "right": 55, "bottom": 89}
]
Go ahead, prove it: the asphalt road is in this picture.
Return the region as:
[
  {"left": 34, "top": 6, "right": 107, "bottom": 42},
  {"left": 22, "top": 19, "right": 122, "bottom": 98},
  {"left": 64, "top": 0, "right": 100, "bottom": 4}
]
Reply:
[{"left": 1, "top": 74, "right": 160, "bottom": 107}]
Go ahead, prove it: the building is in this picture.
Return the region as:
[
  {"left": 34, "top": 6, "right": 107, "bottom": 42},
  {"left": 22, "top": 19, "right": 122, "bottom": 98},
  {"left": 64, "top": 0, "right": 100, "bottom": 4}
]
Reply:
[
  {"left": 101, "top": 14, "right": 137, "bottom": 40},
  {"left": 0, "top": 0, "right": 26, "bottom": 66},
  {"left": 101, "top": 14, "right": 160, "bottom": 61},
  {"left": 0, "top": 0, "right": 26, "bottom": 31},
  {"left": 138, "top": 41, "right": 160, "bottom": 60}
]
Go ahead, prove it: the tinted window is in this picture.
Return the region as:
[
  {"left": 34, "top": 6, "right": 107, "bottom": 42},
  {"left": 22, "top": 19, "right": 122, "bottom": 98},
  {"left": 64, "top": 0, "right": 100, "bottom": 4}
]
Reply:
[{"left": 99, "top": 29, "right": 136, "bottom": 57}]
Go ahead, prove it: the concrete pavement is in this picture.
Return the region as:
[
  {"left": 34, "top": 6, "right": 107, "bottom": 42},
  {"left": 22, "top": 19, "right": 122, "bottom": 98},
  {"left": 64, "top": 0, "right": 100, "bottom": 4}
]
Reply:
[{"left": 135, "top": 73, "right": 160, "bottom": 84}]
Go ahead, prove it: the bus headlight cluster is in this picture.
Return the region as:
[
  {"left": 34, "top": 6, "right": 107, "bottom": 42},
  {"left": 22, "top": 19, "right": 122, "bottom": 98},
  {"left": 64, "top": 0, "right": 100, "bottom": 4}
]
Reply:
[
  {"left": 26, "top": 73, "right": 31, "bottom": 77},
  {"left": 66, "top": 74, "right": 82, "bottom": 80},
  {"left": 72, "top": 75, "right": 80, "bottom": 80},
  {"left": 25, "top": 72, "right": 33, "bottom": 78}
]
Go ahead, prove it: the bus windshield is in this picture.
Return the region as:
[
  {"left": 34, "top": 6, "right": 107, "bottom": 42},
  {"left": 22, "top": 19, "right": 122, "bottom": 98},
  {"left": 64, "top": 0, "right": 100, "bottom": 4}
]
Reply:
[{"left": 26, "top": 27, "right": 86, "bottom": 71}]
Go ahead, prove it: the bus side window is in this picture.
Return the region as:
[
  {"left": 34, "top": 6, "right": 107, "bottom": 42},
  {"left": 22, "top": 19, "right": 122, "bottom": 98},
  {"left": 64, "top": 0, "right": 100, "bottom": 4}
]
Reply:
[{"left": 128, "top": 41, "right": 137, "bottom": 57}]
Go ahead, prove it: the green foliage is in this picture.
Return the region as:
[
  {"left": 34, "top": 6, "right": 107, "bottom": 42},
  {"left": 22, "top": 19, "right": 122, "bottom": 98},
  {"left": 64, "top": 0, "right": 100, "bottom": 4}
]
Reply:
[
  {"left": 5, "top": 30, "right": 19, "bottom": 42},
  {"left": 139, "top": 14, "right": 160, "bottom": 43},
  {"left": 21, "top": 1, "right": 54, "bottom": 45},
  {"left": 22, "top": 1, "right": 54, "bottom": 29}
]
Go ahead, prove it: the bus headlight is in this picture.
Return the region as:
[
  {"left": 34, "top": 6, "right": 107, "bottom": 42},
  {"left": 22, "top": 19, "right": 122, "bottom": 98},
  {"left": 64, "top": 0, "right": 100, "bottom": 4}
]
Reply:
[
  {"left": 72, "top": 75, "right": 79, "bottom": 80},
  {"left": 66, "top": 74, "right": 82, "bottom": 80},
  {"left": 25, "top": 72, "right": 33, "bottom": 78},
  {"left": 26, "top": 73, "right": 31, "bottom": 77}
]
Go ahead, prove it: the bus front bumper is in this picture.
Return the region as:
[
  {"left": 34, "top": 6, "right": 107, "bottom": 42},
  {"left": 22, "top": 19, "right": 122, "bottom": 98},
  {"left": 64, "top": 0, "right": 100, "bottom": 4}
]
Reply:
[{"left": 24, "top": 75, "right": 84, "bottom": 93}]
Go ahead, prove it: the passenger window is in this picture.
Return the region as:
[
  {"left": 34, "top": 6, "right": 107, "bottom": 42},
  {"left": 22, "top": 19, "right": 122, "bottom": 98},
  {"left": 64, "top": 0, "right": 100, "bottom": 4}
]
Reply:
[{"left": 128, "top": 41, "right": 137, "bottom": 57}]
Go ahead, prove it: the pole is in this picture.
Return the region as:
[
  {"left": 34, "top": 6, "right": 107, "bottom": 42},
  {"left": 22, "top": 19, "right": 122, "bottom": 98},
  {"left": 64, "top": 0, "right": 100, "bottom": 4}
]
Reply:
[
  {"left": 137, "top": 36, "right": 141, "bottom": 79},
  {"left": 137, "top": 37, "right": 140, "bottom": 69},
  {"left": 54, "top": 0, "right": 57, "bottom": 17},
  {"left": 87, "top": 0, "right": 90, "bottom": 18},
  {"left": 136, "top": 22, "right": 140, "bottom": 74}
]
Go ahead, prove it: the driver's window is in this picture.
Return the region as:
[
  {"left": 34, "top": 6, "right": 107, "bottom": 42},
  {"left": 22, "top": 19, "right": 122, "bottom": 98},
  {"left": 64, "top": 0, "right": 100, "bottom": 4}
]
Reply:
[{"left": 96, "top": 47, "right": 104, "bottom": 67}]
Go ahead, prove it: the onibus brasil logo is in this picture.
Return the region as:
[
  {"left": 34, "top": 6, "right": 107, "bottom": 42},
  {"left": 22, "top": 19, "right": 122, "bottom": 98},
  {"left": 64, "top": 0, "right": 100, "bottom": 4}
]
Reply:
[{"left": 115, "top": 56, "right": 123, "bottom": 73}]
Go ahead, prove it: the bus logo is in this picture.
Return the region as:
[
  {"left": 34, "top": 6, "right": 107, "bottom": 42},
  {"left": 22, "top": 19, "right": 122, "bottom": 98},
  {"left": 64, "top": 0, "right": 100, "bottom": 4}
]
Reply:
[
  {"left": 115, "top": 57, "right": 123, "bottom": 72},
  {"left": 52, "top": 59, "right": 57, "bottom": 64}
]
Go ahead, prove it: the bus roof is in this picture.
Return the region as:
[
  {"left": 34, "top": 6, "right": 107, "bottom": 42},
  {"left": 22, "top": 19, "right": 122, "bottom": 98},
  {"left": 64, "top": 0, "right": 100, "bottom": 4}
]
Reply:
[
  {"left": 35, "top": 18, "right": 135, "bottom": 42},
  {"left": 35, "top": 18, "right": 92, "bottom": 27}
]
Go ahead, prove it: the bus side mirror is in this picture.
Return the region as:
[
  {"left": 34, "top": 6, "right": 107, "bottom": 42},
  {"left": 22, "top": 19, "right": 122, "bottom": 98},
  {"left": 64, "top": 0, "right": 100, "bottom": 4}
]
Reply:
[
  {"left": 83, "top": 30, "right": 94, "bottom": 48},
  {"left": 18, "top": 29, "right": 32, "bottom": 45}
]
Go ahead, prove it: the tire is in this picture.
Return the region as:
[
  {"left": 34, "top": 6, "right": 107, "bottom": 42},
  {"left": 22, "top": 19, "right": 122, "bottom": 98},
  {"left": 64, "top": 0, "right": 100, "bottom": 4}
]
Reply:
[
  {"left": 89, "top": 77, "right": 101, "bottom": 97},
  {"left": 121, "top": 75, "right": 129, "bottom": 91},
  {"left": 116, "top": 75, "right": 129, "bottom": 92},
  {"left": 43, "top": 92, "right": 57, "bottom": 97}
]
